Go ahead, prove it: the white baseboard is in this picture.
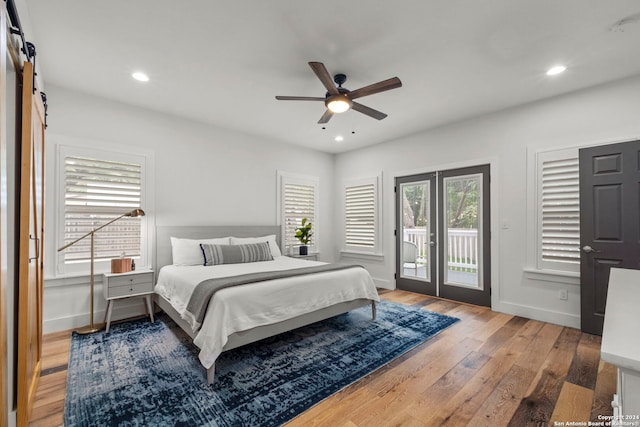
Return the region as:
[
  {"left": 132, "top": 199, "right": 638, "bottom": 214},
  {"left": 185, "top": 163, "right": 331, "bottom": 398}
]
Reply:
[
  {"left": 493, "top": 300, "right": 580, "bottom": 329},
  {"left": 43, "top": 298, "right": 151, "bottom": 334},
  {"left": 372, "top": 277, "right": 393, "bottom": 290}
]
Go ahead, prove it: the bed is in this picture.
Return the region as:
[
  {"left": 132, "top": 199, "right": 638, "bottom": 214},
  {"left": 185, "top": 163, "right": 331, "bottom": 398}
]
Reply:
[{"left": 153, "top": 225, "right": 380, "bottom": 384}]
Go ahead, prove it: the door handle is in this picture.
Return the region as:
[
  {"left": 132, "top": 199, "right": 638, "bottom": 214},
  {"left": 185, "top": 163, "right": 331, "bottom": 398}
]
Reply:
[
  {"left": 582, "top": 245, "right": 600, "bottom": 253},
  {"left": 29, "top": 235, "right": 39, "bottom": 262},
  {"left": 429, "top": 241, "right": 436, "bottom": 247}
]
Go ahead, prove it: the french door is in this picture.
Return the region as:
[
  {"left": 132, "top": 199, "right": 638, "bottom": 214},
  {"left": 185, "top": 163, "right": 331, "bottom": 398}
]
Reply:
[{"left": 395, "top": 165, "right": 491, "bottom": 307}]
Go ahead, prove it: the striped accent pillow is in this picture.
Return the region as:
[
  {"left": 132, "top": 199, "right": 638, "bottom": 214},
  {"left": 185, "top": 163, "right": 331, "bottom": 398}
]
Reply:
[{"left": 200, "top": 242, "right": 273, "bottom": 266}]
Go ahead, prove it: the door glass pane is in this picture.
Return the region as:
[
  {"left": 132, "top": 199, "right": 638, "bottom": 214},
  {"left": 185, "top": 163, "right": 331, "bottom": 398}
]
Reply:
[
  {"left": 443, "top": 174, "right": 482, "bottom": 289},
  {"left": 400, "top": 181, "right": 430, "bottom": 281}
]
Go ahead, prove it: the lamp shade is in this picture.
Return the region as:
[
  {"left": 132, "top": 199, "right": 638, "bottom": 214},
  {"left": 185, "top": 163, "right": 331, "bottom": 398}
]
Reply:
[
  {"left": 326, "top": 94, "right": 352, "bottom": 113},
  {"left": 126, "top": 209, "right": 146, "bottom": 218}
]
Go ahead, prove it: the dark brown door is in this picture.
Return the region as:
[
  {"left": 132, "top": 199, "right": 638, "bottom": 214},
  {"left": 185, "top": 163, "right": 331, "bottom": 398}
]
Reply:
[{"left": 579, "top": 140, "right": 640, "bottom": 335}]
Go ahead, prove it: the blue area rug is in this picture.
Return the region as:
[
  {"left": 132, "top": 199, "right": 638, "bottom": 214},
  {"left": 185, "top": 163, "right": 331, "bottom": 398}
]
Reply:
[{"left": 64, "top": 300, "right": 459, "bottom": 426}]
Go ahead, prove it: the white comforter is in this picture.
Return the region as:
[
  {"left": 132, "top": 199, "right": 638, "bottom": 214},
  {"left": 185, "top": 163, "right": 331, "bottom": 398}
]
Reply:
[{"left": 154, "top": 256, "right": 379, "bottom": 369}]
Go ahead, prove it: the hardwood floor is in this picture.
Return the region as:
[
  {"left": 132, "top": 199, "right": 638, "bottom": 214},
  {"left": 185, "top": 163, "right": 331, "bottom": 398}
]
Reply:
[{"left": 29, "top": 290, "right": 616, "bottom": 427}]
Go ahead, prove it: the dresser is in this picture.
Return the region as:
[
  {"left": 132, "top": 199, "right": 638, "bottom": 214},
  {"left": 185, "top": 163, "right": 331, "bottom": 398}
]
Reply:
[
  {"left": 600, "top": 267, "right": 640, "bottom": 422},
  {"left": 103, "top": 270, "right": 155, "bottom": 332}
]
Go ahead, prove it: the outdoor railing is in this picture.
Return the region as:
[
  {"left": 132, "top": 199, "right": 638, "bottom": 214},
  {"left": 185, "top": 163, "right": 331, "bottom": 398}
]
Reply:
[{"left": 403, "top": 228, "right": 478, "bottom": 272}]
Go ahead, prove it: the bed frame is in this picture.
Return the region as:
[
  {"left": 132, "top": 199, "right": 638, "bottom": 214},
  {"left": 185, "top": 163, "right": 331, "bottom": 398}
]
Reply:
[{"left": 153, "top": 225, "right": 376, "bottom": 384}]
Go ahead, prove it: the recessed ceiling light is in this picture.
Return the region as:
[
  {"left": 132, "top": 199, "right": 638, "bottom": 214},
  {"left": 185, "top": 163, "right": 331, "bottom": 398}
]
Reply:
[
  {"left": 546, "top": 65, "right": 567, "bottom": 76},
  {"left": 334, "top": 135, "right": 344, "bottom": 142},
  {"left": 132, "top": 72, "right": 149, "bottom": 82}
]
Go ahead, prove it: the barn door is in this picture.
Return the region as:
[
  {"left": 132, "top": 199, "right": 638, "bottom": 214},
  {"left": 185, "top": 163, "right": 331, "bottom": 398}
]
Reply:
[
  {"left": 16, "top": 60, "right": 45, "bottom": 426},
  {"left": 0, "top": 7, "right": 9, "bottom": 426}
]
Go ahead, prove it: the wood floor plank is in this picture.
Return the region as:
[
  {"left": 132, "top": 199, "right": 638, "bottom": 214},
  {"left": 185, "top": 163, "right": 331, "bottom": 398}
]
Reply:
[
  {"left": 514, "top": 322, "right": 564, "bottom": 372},
  {"left": 505, "top": 319, "right": 546, "bottom": 355},
  {"left": 508, "top": 327, "right": 582, "bottom": 426},
  {"left": 503, "top": 315, "right": 530, "bottom": 331},
  {"left": 590, "top": 361, "right": 616, "bottom": 421},
  {"left": 466, "top": 364, "right": 538, "bottom": 427},
  {"left": 404, "top": 351, "right": 491, "bottom": 422},
  {"left": 550, "top": 382, "right": 595, "bottom": 425},
  {"left": 28, "top": 291, "right": 617, "bottom": 427},
  {"left": 477, "top": 324, "right": 518, "bottom": 357},
  {"left": 325, "top": 335, "right": 483, "bottom": 427},
  {"left": 434, "top": 346, "right": 522, "bottom": 426},
  {"left": 566, "top": 332, "right": 601, "bottom": 390}
]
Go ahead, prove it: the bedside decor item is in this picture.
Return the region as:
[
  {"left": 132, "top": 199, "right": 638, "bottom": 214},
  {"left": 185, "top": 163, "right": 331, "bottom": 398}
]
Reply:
[
  {"left": 57, "top": 208, "right": 146, "bottom": 334},
  {"left": 295, "top": 217, "right": 313, "bottom": 255},
  {"left": 110, "top": 257, "right": 132, "bottom": 273}
]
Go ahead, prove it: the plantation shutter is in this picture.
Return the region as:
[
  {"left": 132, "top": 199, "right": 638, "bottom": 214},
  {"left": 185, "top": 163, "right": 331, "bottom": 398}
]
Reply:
[
  {"left": 539, "top": 156, "right": 580, "bottom": 269},
  {"left": 345, "top": 183, "right": 376, "bottom": 248},
  {"left": 63, "top": 156, "right": 142, "bottom": 263},
  {"left": 283, "top": 182, "right": 316, "bottom": 251}
]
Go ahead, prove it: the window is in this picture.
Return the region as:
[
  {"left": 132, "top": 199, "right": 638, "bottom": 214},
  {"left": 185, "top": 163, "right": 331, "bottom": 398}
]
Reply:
[
  {"left": 343, "top": 175, "right": 381, "bottom": 254},
  {"left": 277, "top": 172, "right": 319, "bottom": 255},
  {"left": 531, "top": 148, "right": 580, "bottom": 275},
  {"left": 56, "top": 145, "right": 149, "bottom": 275}
]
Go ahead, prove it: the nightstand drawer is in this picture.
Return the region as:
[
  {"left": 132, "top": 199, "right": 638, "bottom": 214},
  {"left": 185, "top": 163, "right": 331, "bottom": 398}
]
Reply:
[
  {"left": 107, "top": 272, "right": 153, "bottom": 287},
  {"left": 107, "top": 280, "right": 153, "bottom": 298},
  {"left": 103, "top": 271, "right": 154, "bottom": 299}
]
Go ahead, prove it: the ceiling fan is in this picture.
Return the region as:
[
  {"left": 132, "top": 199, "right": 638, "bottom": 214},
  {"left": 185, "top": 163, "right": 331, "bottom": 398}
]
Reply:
[{"left": 275, "top": 62, "right": 402, "bottom": 124}]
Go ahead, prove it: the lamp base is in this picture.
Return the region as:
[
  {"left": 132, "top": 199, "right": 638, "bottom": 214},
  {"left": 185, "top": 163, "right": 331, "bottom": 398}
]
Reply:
[{"left": 75, "top": 323, "right": 105, "bottom": 335}]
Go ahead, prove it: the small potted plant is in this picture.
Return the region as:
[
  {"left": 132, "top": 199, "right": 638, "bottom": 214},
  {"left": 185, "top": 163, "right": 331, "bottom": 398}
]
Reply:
[{"left": 295, "top": 217, "right": 313, "bottom": 255}]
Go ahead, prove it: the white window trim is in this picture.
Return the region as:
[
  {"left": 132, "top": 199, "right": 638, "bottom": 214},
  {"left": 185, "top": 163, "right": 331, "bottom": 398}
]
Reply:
[
  {"left": 276, "top": 171, "right": 320, "bottom": 256},
  {"left": 54, "top": 143, "right": 154, "bottom": 278},
  {"left": 525, "top": 146, "right": 580, "bottom": 284},
  {"left": 341, "top": 174, "right": 383, "bottom": 256}
]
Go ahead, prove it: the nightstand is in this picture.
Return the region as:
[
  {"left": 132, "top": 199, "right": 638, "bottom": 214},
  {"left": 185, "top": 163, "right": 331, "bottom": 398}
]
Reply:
[
  {"left": 103, "top": 270, "right": 155, "bottom": 333},
  {"left": 290, "top": 253, "right": 318, "bottom": 261}
]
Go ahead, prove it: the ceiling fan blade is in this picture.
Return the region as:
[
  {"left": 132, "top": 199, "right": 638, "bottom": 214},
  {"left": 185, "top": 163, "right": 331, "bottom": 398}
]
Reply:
[
  {"left": 348, "top": 77, "right": 402, "bottom": 100},
  {"left": 275, "top": 96, "right": 325, "bottom": 101},
  {"left": 309, "top": 62, "right": 339, "bottom": 96},
  {"left": 317, "top": 109, "right": 334, "bottom": 124},
  {"left": 351, "top": 102, "right": 388, "bottom": 120}
]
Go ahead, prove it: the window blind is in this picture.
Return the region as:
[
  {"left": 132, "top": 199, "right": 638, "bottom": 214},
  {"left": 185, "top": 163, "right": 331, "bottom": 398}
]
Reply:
[
  {"left": 283, "top": 182, "right": 315, "bottom": 250},
  {"left": 63, "top": 156, "right": 142, "bottom": 263},
  {"left": 345, "top": 183, "right": 376, "bottom": 248},
  {"left": 540, "top": 157, "right": 580, "bottom": 266}
]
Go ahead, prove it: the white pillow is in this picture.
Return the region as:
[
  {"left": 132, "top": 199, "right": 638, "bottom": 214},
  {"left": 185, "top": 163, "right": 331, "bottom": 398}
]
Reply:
[
  {"left": 170, "top": 236, "right": 230, "bottom": 265},
  {"left": 229, "top": 235, "right": 282, "bottom": 257}
]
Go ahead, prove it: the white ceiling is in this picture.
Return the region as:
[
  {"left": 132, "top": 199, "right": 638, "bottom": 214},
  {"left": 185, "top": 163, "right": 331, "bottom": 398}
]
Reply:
[{"left": 24, "top": 1, "right": 640, "bottom": 153}]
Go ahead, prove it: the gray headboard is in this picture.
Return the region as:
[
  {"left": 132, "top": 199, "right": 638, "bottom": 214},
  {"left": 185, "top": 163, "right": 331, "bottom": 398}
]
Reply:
[{"left": 155, "top": 225, "right": 281, "bottom": 270}]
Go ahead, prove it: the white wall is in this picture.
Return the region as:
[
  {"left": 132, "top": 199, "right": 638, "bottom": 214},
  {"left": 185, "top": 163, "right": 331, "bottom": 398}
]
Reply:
[
  {"left": 334, "top": 74, "right": 640, "bottom": 328},
  {"left": 42, "top": 73, "right": 640, "bottom": 333},
  {"left": 43, "top": 85, "right": 336, "bottom": 333}
]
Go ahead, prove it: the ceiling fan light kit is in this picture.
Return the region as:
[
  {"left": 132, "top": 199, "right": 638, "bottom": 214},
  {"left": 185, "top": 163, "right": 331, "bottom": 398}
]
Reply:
[
  {"left": 276, "top": 61, "right": 402, "bottom": 124},
  {"left": 326, "top": 94, "right": 352, "bottom": 113}
]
